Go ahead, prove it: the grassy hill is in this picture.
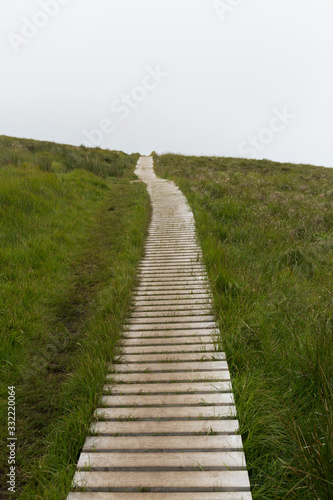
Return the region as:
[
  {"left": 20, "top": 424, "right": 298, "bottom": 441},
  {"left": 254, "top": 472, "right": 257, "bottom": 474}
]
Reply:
[
  {"left": 0, "top": 136, "right": 150, "bottom": 498},
  {"left": 153, "top": 153, "right": 333, "bottom": 499},
  {"left": 1, "top": 137, "right": 332, "bottom": 498}
]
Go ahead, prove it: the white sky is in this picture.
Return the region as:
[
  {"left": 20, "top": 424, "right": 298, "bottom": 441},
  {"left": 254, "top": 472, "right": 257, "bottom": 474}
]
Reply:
[{"left": 1, "top": 0, "right": 333, "bottom": 167}]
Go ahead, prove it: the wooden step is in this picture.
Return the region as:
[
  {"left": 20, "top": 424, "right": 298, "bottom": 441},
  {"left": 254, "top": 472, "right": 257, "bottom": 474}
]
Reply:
[
  {"left": 83, "top": 435, "right": 243, "bottom": 451},
  {"left": 71, "top": 470, "right": 251, "bottom": 490},
  {"left": 102, "top": 381, "right": 232, "bottom": 394},
  {"left": 95, "top": 405, "right": 237, "bottom": 420},
  {"left": 90, "top": 419, "right": 239, "bottom": 435},
  {"left": 109, "top": 370, "right": 230, "bottom": 383},
  {"left": 68, "top": 492, "right": 252, "bottom": 500},
  {"left": 77, "top": 450, "right": 245, "bottom": 469}
]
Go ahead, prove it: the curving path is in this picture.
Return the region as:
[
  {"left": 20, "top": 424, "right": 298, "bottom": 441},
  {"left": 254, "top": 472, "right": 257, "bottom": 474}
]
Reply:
[{"left": 67, "top": 156, "right": 252, "bottom": 499}]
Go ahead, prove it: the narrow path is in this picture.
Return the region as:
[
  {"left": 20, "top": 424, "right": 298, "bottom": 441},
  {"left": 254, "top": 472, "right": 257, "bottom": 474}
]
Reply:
[{"left": 67, "top": 156, "right": 252, "bottom": 499}]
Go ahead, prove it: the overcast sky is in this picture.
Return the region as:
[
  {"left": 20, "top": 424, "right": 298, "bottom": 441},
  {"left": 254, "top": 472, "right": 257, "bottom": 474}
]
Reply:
[{"left": 1, "top": 0, "right": 333, "bottom": 167}]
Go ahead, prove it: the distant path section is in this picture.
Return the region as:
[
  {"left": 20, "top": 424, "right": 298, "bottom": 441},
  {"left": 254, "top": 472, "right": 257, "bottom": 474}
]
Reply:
[{"left": 67, "top": 156, "right": 252, "bottom": 499}]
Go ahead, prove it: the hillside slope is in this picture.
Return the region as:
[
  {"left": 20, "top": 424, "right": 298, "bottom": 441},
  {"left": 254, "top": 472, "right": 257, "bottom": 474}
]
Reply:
[
  {"left": 0, "top": 136, "right": 150, "bottom": 498},
  {"left": 153, "top": 153, "right": 333, "bottom": 499}
]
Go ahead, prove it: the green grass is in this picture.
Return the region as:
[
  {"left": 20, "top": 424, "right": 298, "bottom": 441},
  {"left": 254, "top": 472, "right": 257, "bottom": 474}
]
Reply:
[
  {"left": 153, "top": 153, "right": 333, "bottom": 499},
  {"left": 0, "top": 136, "right": 150, "bottom": 499}
]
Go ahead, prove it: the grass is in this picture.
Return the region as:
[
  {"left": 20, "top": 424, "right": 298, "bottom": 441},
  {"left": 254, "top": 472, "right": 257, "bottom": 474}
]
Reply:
[
  {"left": 0, "top": 135, "right": 151, "bottom": 499},
  {"left": 153, "top": 153, "right": 333, "bottom": 499}
]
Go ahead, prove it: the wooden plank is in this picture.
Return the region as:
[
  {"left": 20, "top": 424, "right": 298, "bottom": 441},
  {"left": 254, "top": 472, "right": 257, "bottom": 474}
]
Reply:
[
  {"left": 139, "top": 270, "right": 207, "bottom": 276},
  {"left": 137, "top": 286, "right": 207, "bottom": 292},
  {"left": 128, "top": 316, "right": 215, "bottom": 324},
  {"left": 120, "top": 344, "right": 216, "bottom": 354},
  {"left": 109, "top": 371, "right": 230, "bottom": 383},
  {"left": 90, "top": 420, "right": 239, "bottom": 436},
  {"left": 146, "top": 239, "right": 198, "bottom": 243},
  {"left": 131, "top": 309, "right": 212, "bottom": 318},
  {"left": 144, "top": 254, "right": 201, "bottom": 260},
  {"left": 122, "top": 336, "right": 215, "bottom": 346},
  {"left": 94, "top": 406, "right": 236, "bottom": 420},
  {"left": 143, "top": 253, "right": 201, "bottom": 260},
  {"left": 122, "top": 329, "right": 218, "bottom": 339},
  {"left": 146, "top": 236, "right": 197, "bottom": 239},
  {"left": 135, "top": 282, "right": 207, "bottom": 289},
  {"left": 145, "top": 245, "right": 199, "bottom": 249},
  {"left": 134, "top": 291, "right": 211, "bottom": 299},
  {"left": 146, "top": 236, "right": 195, "bottom": 240},
  {"left": 103, "top": 382, "right": 232, "bottom": 394},
  {"left": 117, "top": 352, "right": 225, "bottom": 363},
  {"left": 138, "top": 266, "right": 206, "bottom": 273},
  {"left": 134, "top": 294, "right": 210, "bottom": 302},
  {"left": 144, "top": 247, "right": 200, "bottom": 252},
  {"left": 135, "top": 288, "right": 210, "bottom": 295},
  {"left": 138, "top": 275, "right": 208, "bottom": 282},
  {"left": 133, "top": 301, "right": 212, "bottom": 309},
  {"left": 101, "top": 393, "right": 234, "bottom": 407},
  {"left": 132, "top": 302, "right": 211, "bottom": 310},
  {"left": 140, "top": 258, "right": 202, "bottom": 264},
  {"left": 136, "top": 277, "right": 207, "bottom": 284},
  {"left": 125, "top": 322, "right": 217, "bottom": 331},
  {"left": 137, "top": 282, "right": 208, "bottom": 288},
  {"left": 123, "top": 325, "right": 219, "bottom": 339},
  {"left": 112, "top": 361, "right": 229, "bottom": 372},
  {"left": 77, "top": 450, "right": 245, "bottom": 469},
  {"left": 83, "top": 435, "right": 243, "bottom": 451},
  {"left": 72, "top": 470, "right": 251, "bottom": 489},
  {"left": 122, "top": 339, "right": 216, "bottom": 348},
  {"left": 138, "top": 270, "right": 207, "bottom": 276},
  {"left": 68, "top": 492, "right": 252, "bottom": 500}
]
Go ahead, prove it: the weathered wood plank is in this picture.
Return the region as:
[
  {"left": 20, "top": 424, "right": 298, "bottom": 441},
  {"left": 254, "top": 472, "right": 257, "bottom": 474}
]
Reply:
[
  {"left": 128, "top": 315, "right": 215, "bottom": 324},
  {"left": 68, "top": 492, "right": 252, "bottom": 500},
  {"left": 94, "top": 406, "right": 236, "bottom": 420},
  {"left": 77, "top": 450, "right": 245, "bottom": 469},
  {"left": 125, "top": 322, "right": 217, "bottom": 331},
  {"left": 90, "top": 419, "right": 239, "bottom": 436},
  {"left": 122, "top": 336, "right": 215, "bottom": 346},
  {"left": 112, "top": 361, "right": 229, "bottom": 372},
  {"left": 101, "top": 393, "right": 234, "bottom": 407},
  {"left": 103, "top": 382, "right": 232, "bottom": 394},
  {"left": 117, "top": 352, "right": 225, "bottom": 363},
  {"left": 131, "top": 309, "right": 212, "bottom": 317},
  {"left": 72, "top": 470, "right": 250, "bottom": 489},
  {"left": 109, "top": 370, "right": 230, "bottom": 383},
  {"left": 122, "top": 328, "right": 218, "bottom": 338},
  {"left": 83, "top": 435, "right": 243, "bottom": 451},
  {"left": 120, "top": 344, "right": 216, "bottom": 354}
]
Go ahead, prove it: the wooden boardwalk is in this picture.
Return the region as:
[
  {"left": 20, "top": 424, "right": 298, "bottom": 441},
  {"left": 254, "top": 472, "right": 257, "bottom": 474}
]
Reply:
[{"left": 67, "top": 156, "right": 252, "bottom": 499}]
